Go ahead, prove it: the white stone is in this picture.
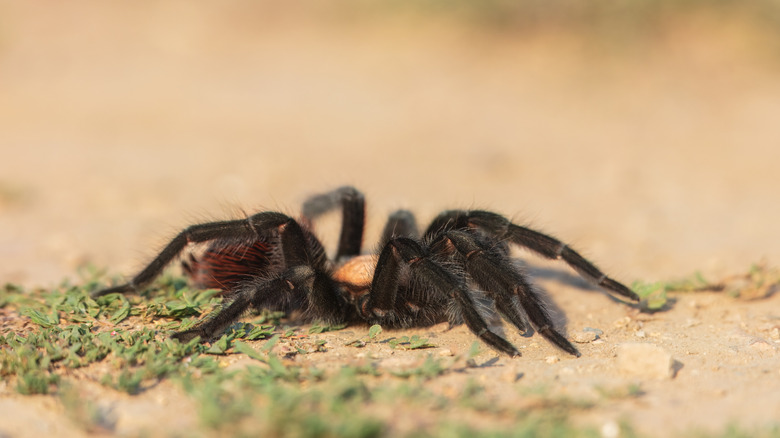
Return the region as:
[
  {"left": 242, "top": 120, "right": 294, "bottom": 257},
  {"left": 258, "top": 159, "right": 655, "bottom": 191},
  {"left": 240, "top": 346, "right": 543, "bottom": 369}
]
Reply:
[
  {"left": 616, "top": 342, "right": 675, "bottom": 379},
  {"left": 571, "top": 330, "right": 598, "bottom": 343}
]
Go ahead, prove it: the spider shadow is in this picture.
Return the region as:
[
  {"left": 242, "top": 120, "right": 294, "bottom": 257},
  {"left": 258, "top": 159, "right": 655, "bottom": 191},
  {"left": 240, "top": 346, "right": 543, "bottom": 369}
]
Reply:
[
  {"left": 512, "top": 260, "right": 651, "bottom": 337},
  {"left": 523, "top": 262, "right": 680, "bottom": 314},
  {"left": 524, "top": 259, "right": 645, "bottom": 301}
]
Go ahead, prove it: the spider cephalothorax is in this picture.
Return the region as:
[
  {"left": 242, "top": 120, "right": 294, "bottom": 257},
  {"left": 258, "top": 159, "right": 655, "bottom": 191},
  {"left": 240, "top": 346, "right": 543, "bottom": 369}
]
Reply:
[{"left": 92, "top": 186, "right": 638, "bottom": 357}]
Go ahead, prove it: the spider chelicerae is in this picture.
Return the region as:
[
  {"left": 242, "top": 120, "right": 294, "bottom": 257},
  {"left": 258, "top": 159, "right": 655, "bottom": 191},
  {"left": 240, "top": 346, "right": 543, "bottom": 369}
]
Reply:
[{"left": 92, "top": 186, "right": 638, "bottom": 357}]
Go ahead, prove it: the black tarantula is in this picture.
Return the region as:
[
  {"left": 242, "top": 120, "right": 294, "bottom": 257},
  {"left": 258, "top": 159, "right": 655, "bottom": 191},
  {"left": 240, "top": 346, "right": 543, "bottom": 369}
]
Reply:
[{"left": 92, "top": 186, "right": 638, "bottom": 357}]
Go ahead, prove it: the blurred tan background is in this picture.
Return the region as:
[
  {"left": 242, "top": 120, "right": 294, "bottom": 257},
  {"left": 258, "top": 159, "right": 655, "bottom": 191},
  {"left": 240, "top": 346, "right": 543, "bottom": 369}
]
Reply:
[{"left": 2, "top": 0, "right": 780, "bottom": 287}]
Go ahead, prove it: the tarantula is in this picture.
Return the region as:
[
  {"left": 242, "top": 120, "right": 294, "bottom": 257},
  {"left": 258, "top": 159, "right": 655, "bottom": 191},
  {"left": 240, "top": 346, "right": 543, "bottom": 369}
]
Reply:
[{"left": 92, "top": 186, "right": 638, "bottom": 357}]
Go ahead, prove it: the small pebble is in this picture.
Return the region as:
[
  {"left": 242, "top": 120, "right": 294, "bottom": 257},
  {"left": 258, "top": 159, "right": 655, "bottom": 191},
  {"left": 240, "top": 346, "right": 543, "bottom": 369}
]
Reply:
[
  {"left": 749, "top": 339, "right": 776, "bottom": 352},
  {"left": 545, "top": 355, "right": 559, "bottom": 364},
  {"left": 616, "top": 343, "right": 675, "bottom": 379},
  {"left": 601, "top": 420, "right": 620, "bottom": 438},
  {"left": 584, "top": 327, "right": 604, "bottom": 335},
  {"left": 612, "top": 316, "right": 632, "bottom": 329},
  {"left": 572, "top": 330, "right": 598, "bottom": 343},
  {"left": 685, "top": 318, "right": 702, "bottom": 328}
]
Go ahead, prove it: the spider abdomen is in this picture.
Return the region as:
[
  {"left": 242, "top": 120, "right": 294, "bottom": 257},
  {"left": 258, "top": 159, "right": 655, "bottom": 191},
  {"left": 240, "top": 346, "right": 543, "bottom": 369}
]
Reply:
[
  {"left": 333, "top": 255, "right": 376, "bottom": 291},
  {"left": 183, "top": 240, "right": 273, "bottom": 291}
]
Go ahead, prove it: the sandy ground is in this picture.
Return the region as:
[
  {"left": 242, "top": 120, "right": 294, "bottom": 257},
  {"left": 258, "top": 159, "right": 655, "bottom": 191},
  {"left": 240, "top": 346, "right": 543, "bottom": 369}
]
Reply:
[{"left": 2, "top": 2, "right": 780, "bottom": 436}]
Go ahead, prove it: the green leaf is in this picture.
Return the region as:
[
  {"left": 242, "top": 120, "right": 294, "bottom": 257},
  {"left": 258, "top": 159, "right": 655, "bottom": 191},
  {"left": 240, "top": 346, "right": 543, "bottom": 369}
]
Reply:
[
  {"left": 388, "top": 336, "right": 405, "bottom": 349},
  {"left": 205, "top": 335, "right": 231, "bottom": 355},
  {"left": 245, "top": 325, "right": 274, "bottom": 341},
  {"left": 632, "top": 281, "right": 668, "bottom": 311},
  {"left": 307, "top": 323, "right": 348, "bottom": 335},
  {"left": 345, "top": 339, "right": 366, "bottom": 348},
  {"left": 17, "top": 371, "right": 57, "bottom": 395},
  {"left": 266, "top": 354, "right": 288, "bottom": 376},
  {"left": 368, "top": 324, "right": 382, "bottom": 339},
  {"left": 467, "top": 341, "right": 482, "bottom": 359},
  {"left": 108, "top": 297, "right": 131, "bottom": 325},
  {"left": 233, "top": 341, "right": 267, "bottom": 362},
  {"left": 260, "top": 334, "right": 281, "bottom": 353},
  {"left": 388, "top": 335, "right": 433, "bottom": 350},
  {"left": 409, "top": 335, "right": 433, "bottom": 350},
  {"left": 21, "top": 308, "right": 59, "bottom": 328},
  {"left": 308, "top": 324, "right": 325, "bottom": 334}
]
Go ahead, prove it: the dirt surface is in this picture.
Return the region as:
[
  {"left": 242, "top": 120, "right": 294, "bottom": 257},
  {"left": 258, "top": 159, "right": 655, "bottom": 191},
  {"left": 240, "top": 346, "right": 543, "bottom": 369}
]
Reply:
[{"left": 2, "top": 2, "right": 780, "bottom": 436}]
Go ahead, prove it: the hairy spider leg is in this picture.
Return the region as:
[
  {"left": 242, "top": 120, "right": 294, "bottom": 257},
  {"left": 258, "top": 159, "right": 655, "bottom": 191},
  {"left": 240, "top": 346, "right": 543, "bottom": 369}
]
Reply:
[
  {"left": 173, "top": 266, "right": 341, "bottom": 343},
  {"left": 172, "top": 222, "right": 347, "bottom": 342},
  {"left": 434, "top": 230, "right": 580, "bottom": 357},
  {"left": 181, "top": 185, "right": 366, "bottom": 293},
  {"left": 92, "top": 212, "right": 325, "bottom": 297},
  {"left": 379, "top": 209, "right": 420, "bottom": 249},
  {"left": 301, "top": 185, "right": 365, "bottom": 260},
  {"left": 365, "top": 237, "right": 521, "bottom": 357},
  {"left": 424, "top": 210, "right": 639, "bottom": 302}
]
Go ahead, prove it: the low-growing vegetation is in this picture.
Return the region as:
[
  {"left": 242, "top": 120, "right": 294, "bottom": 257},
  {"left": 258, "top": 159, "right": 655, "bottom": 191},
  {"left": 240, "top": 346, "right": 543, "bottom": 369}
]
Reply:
[
  {"left": 0, "top": 270, "right": 614, "bottom": 437},
  {"left": 1, "top": 264, "right": 778, "bottom": 436}
]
